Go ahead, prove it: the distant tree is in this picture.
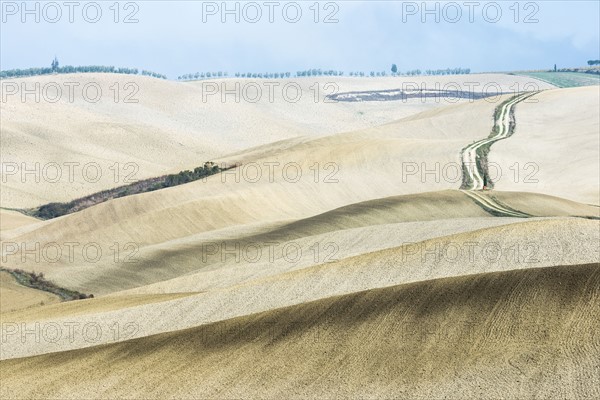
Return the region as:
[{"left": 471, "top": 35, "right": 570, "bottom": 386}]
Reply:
[
  {"left": 588, "top": 60, "right": 600, "bottom": 66},
  {"left": 391, "top": 64, "right": 398, "bottom": 74},
  {"left": 51, "top": 57, "right": 59, "bottom": 72}
]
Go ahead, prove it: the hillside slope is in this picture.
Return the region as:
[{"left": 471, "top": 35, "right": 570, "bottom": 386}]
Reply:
[
  {"left": 1, "top": 263, "right": 598, "bottom": 399},
  {"left": 490, "top": 86, "right": 600, "bottom": 204},
  {"left": 0, "top": 73, "right": 552, "bottom": 207}
]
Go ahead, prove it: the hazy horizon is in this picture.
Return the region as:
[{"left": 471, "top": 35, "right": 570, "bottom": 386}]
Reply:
[{"left": 2, "top": 1, "right": 599, "bottom": 79}]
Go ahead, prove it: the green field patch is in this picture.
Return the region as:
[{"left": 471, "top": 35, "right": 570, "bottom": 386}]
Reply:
[{"left": 517, "top": 72, "right": 600, "bottom": 88}]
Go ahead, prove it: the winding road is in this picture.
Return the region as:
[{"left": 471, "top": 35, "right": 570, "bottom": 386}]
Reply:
[
  {"left": 460, "top": 91, "right": 539, "bottom": 218},
  {"left": 461, "top": 92, "right": 539, "bottom": 191},
  {"left": 461, "top": 190, "right": 531, "bottom": 218}
]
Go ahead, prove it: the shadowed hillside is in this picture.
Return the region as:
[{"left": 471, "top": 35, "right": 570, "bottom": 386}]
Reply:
[{"left": 1, "top": 263, "right": 598, "bottom": 399}]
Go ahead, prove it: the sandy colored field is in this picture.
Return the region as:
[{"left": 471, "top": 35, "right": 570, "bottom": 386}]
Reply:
[
  {"left": 0, "top": 291, "right": 195, "bottom": 322},
  {"left": 1, "top": 74, "right": 597, "bottom": 398},
  {"left": 0, "top": 209, "right": 40, "bottom": 232},
  {"left": 1, "top": 93, "right": 505, "bottom": 287},
  {"left": 1, "top": 263, "right": 598, "bottom": 399},
  {"left": 0, "top": 73, "right": 553, "bottom": 208},
  {"left": 5, "top": 89, "right": 598, "bottom": 294},
  {"left": 490, "top": 86, "right": 600, "bottom": 204},
  {"left": 2, "top": 187, "right": 597, "bottom": 297},
  {"left": 0, "top": 271, "right": 60, "bottom": 313},
  {"left": 1, "top": 217, "right": 597, "bottom": 360}
]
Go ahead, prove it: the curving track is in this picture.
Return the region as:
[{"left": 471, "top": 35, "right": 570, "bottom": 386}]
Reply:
[
  {"left": 461, "top": 92, "right": 539, "bottom": 191},
  {"left": 460, "top": 91, "right": 539, "bottom": 217},
  {"left": 460, "top": 190, "right": 531, "bottom": 218}
]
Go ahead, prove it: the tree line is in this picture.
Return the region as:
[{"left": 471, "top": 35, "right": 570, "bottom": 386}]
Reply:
[
  {"left": 391, "top": 65, "right": 471, "bottom": 76},
  {"left": 30, "top": 162, "right": 224, "bottom": 220},
  {"left": 178, "top": 71, "right": 229, "bottom": 80},
  {"left": 177, "top": 69, "right": 344, "bottom": 80},
  {"left": 1, "top": 65, "right": 167, "bottom": 80},
  {"left": 1, "top": 58, "right": 167, "bottom": 80},
  {"left": 236, "top": 72, "right": 292, "bottom": 78},
  {"left": 177, "top": 66, "right": 472, "bottom": 81},
  {"left": 351, "top": 67, "right": 471, "bottom": 77}
]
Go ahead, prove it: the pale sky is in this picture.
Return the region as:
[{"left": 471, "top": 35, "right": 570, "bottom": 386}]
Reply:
[{"left": 1, "top": 1, "right": 599, "bottom": 78}]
